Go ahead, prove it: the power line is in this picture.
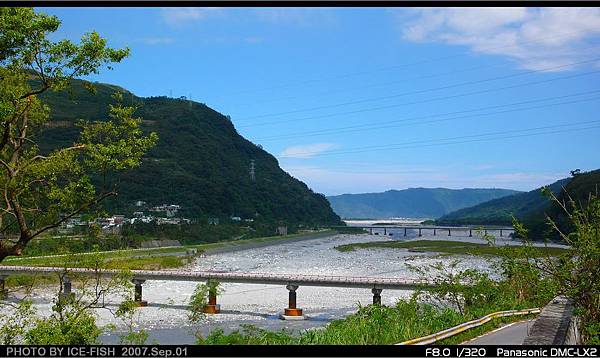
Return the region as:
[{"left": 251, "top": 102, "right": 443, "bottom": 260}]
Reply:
[
  {"left": 218, "top": 43, "right": 600, "bottom": 109},
  {"left": 206, "top": 30, "right": 591, "bottom": 100},
  {"left": 239, "top": 69, "right": 600, "bottom": 129},
  {"left": 235, "top": 56, "right": 600, "bottom": 122},
  {"left": 252, "top": 89, "right": 600, "bottom": 141},
  {"left": 277, "top": 120, "right": 600, "bottom": 158}
]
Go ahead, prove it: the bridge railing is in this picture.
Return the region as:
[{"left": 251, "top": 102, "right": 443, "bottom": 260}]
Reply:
[{"left": 0, "top": 265, "right": 437, "bottom": 319}]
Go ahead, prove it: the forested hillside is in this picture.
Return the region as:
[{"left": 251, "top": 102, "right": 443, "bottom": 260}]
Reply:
[
  {"left": 37, "top": 79, "right": 342, "bottom": 225},
  {"left": 436, "top": 178, "right": 571, "bottom": 226},
  {"left": 326, "top": 188, "right": 520, "bottom": 219},
  {"left": 437, "top": 169, "right": 600, "bottom": 240}
]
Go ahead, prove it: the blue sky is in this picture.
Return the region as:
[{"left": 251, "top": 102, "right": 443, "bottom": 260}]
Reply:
[{"left": 40, "top": 7, "right": 600, "bottom": 195}]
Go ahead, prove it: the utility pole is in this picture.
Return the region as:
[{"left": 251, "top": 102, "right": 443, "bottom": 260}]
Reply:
[{"left": 249, "top": 159, "right": 255, "bottom": 181}]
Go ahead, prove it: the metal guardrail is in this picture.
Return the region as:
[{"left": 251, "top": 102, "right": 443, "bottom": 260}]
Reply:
[
  {"left": 0, "top": 265, "right": 437, "bottom": 290},
  {"left": 396, "top": 308, "right": 541, "bottom": 345}
]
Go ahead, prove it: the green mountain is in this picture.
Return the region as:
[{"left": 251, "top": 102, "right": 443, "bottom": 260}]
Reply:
[
  {"left": 437, "top": 169, "right": 600, "bottom": 240},
  {"left": 527, "top": 169, "right": 600, "bottom": 240},
  {"left": 326, "top": 188, "right": 521, "bottom": 219},
  {"left": 37, "top": 79, "right": 342, "bottom": 226},
  {"left": 436, "top": 178, "right": 571, "bottom": 226}
]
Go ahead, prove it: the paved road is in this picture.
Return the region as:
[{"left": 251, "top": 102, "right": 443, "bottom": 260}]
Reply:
[{"left": 464, "top": 319, "right": 536, "bottom": 345}]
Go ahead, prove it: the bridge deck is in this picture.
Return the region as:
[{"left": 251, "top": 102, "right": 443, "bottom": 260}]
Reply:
[
  {"left": 0, "top": 265, "right": 435, "bottom": 290},
  {"left": 333, "top": 225, "right": 514, "bottom": 230}
]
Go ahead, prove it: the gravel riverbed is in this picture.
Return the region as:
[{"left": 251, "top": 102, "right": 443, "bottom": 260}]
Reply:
[{"left": 10, "top": 231, "right": 561, "bottom": 344}]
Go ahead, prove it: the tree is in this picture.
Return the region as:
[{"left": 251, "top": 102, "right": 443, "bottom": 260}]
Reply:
[{"left": 0, "top": 8, "right": 157, "bottom": 262}]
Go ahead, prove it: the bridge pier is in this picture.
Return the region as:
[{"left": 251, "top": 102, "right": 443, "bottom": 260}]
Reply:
[
  {"left": 404, "top": 228, "right": 407, "bottom": 236},
  {"left": 203, "top": 280, "right": 221, "bottom": 314},
  {"left": 132, "top": 279, "right": 148, "bottom": 307},
  {"left": 369, "top": 228, "right": 373, "bottom": 235},
  {"left": 281, "top": 284, "right": 304, "bottom": 320},
  {"left": 448, "top": 229, "right": 451, "bottom": 236},
  {"left": 433, "top": 228, "right": 436, "bottom": 236},
  {"left": 59, "top": 274, "right": 74, "bottom": 302},
  {"left": 469, "top": 229, "right": 472, "bottom": 237},
  {"left": 383, "top": 228, "right": 386, "bottom": 235},
  {"left": 372, "top": 288, "right": 382, "bottom": 305},
  {"left": 418, "top": 228, "right": 422, "bottom": 237},
  {"left": 0, "top": 275, "right": 7, "bottom": 299},
  {"left": 500, "top": 229, "right": 503, "bottom": 237}
]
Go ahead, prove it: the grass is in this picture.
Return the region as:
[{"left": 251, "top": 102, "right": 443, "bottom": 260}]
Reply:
[
  {"left": 438, "top": 315, "right": 537, "bottom": 345},
  {"left": 199, "top": 299, "right": 540, "bottom": 345},
  {"left": 335, "top": 240, "right": 570, "bottom": 257}
]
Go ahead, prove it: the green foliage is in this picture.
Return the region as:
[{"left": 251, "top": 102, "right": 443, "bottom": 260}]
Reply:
[
  {"left": 199, "top": 299, "right": 466, "bottom": 345},
  {"left": 25, "top": 308, "right": 102, "bottom": 345},
  {"left": 114, "top": 299, "right": 149, "bottom": 345},
  {"left": 0, "top": 300, "right": 36, "bottom": 344},
  {"left": 189, "top": 280, "right": 223, "bottom": 324},
  {"left": 327, "top": 188, "right": 520, "bottom": 219},
  {"left": 539, "top": 193, "right": 600, "bottom": 344},
  {"left": 0, "top": 8, "right": 155, "bottom": 263}
]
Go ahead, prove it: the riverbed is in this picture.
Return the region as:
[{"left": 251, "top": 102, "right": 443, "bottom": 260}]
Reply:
[{"left": 9, "top": 230, "right": 556, "bottom": 344}]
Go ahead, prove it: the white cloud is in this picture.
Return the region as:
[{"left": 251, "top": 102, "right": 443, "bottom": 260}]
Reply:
[
  {"left": 398, "top": 8, "right": 600, "bottom": 70},
  {"left": 279, "top": 143, "right": 338, "bottom": 159},
  {"left": 161, "top": 8, "right": 222, "bottom": 26}
]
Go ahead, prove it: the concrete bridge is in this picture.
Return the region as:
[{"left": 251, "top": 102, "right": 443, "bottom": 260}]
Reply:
[
  {"left": 333, "top": 225, "right": 514, "bottom": 237},
  {"left": 0, "top": 265, "right": 437, "bottom": 319}
]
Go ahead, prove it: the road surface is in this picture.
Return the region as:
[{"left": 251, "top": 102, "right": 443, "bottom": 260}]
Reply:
[{"left": 464, "top": 319, "right": 535, "bottom": 345}]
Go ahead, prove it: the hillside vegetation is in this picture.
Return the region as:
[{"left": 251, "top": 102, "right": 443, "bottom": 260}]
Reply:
[
  {"left": 37, "top": 79, "right": 342, "bottom": 226},
  {"left": 327, "top": 188, "right": 520, "bottom": 219},
  {"left": 437, "top": 169, "right": 600, "bottom": 240},
  {"left": 437, "top": 178, "right": 571, "bottom": 226}
]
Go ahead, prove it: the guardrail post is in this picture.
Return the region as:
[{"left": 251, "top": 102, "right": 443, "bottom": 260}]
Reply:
[
  {"left": 448, "top": 229, "right": 451, "bottom": 236},
  {"left": 372, "top": 288, "right": 382, "bottom": 305},
  {"left": 0, "top": 275, "right": 7, "bottom": 299},
  {"left": 469, "top": 229, "right": 472, "bottom": 237},
  {"left": 203, "top": 280, "right": 220, "bottom": 314},
  {"left": 281, "top": 284, "right": 303, "bottom": 320},
  {"left": 132, "top": 279, "right": 148, "bottom": 307},
  {"left": 433, "top": 228, "right": 436, "bottom": 236}
]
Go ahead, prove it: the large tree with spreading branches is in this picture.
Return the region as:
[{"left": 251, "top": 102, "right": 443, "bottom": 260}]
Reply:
[{"left": 0, "top": 8, "right": 157, "bottom": 262}]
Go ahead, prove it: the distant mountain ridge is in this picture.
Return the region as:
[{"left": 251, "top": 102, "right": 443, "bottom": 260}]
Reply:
[{"left": 326, "top": 188, "right": 521, "bottom": 219}]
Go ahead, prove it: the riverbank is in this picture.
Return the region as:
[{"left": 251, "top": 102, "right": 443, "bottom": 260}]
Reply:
[
  {"left": 335, "top": 239, "right": 570, "bottom": 257},
  {"left": 2, "top": 230, "right": 337, "bottom": 269}
]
